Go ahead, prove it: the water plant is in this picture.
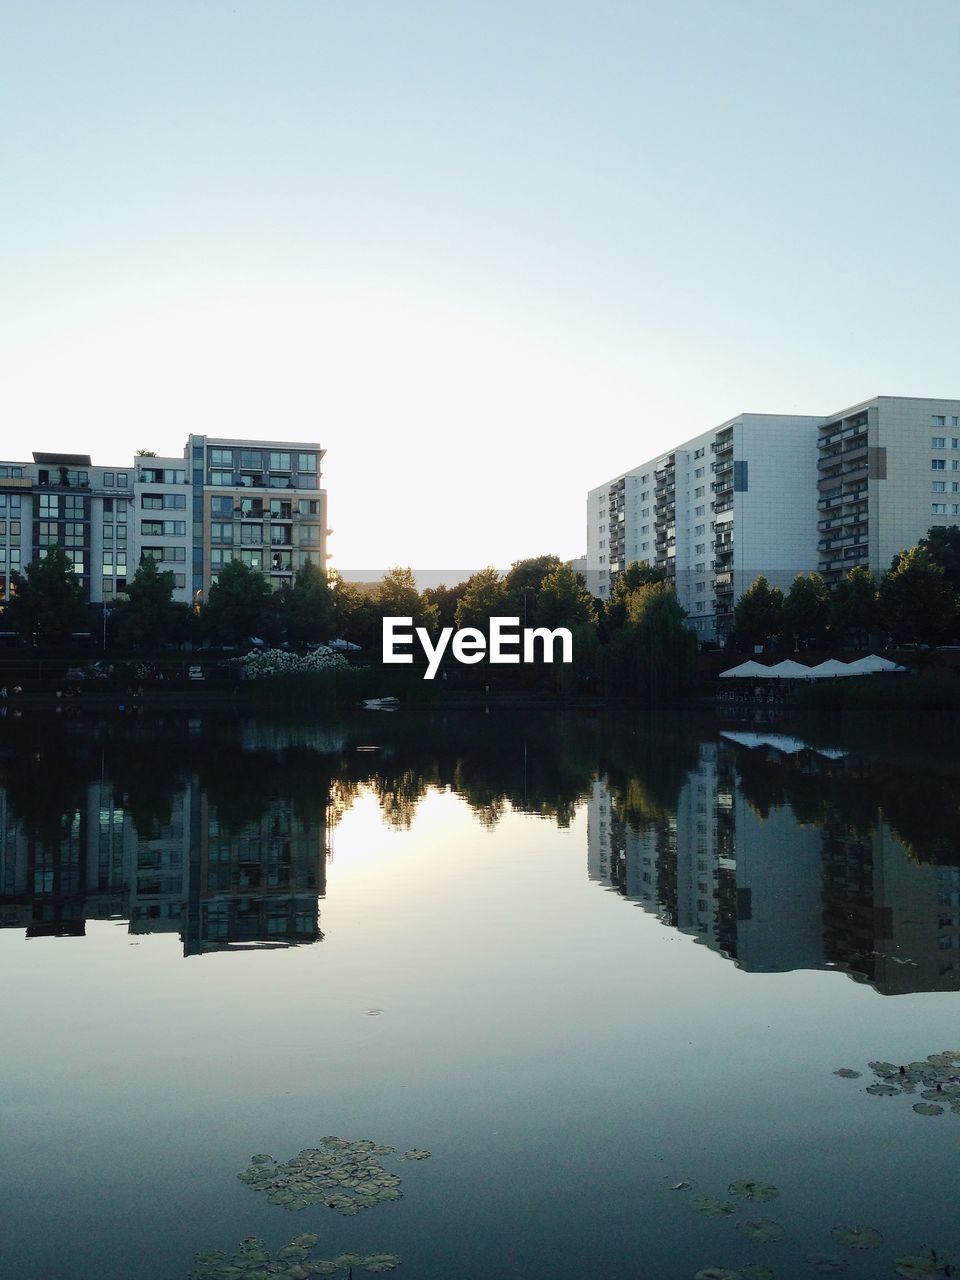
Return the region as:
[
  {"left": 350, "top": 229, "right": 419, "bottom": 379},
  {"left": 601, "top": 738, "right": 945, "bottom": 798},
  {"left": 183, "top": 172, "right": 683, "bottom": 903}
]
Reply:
[
  {"left": 238, "top": 1137, "right": 420, "bottom": 1215},
  {"left": 190, "top": 1235, "right": 400, "bottom": 1279}
]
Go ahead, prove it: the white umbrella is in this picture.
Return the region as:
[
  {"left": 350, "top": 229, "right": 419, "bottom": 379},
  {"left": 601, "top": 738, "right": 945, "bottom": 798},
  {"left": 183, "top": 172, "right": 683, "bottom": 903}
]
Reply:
[
  {"left": 846, "top": 654, "right": 907, "bottom": 674},
  {"left": 807, "top": 659, "right": 853, "bottom": 678},
  {"left": 768, "top": 659, "right": 817, "bottom": 679},
  {"left": 719, "top": 660, "right": 772, "bottom": 678}
]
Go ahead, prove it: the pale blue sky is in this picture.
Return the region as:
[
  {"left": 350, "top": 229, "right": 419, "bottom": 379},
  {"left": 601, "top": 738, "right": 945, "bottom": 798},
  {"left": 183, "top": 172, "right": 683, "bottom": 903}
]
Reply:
[{"left": 2, "top": 1, "right": 958, "bottom": 568}]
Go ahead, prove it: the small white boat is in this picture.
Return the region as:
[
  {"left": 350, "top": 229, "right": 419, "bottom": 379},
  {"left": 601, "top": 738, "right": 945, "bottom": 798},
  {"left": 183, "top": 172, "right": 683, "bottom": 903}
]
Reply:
[{"left": 360, "top": 697, "right": 400, "bottom": 711}]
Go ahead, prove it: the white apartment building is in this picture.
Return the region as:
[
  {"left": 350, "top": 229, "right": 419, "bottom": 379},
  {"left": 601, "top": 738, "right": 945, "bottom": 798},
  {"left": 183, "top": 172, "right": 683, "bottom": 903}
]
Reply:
[
  {"left": 0, "top": 438, "right": 329, "bottom": 610},
  {"left": 817, "top": 396, "right": 960, "bottom": 585},
  {"left": 587, "top": 413, "right": 821, "bottom": 641}
]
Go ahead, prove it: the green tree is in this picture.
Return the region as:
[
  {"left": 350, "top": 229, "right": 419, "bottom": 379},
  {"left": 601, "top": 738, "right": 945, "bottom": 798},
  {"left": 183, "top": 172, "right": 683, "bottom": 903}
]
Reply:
[
  {"left": 112, "top": 555, "right": 181, "bottom": 649},
  {"left": 780, "top": 573, "right": 831, "bottom": 648},
  {"left": 376, "top": 567, "right": 437, "bottom": 631},
  {"left": 733, "top": 575, "right": 783, "bottom": 650},
  {"left": 534, "top": 564, "right": 597, "bottom": 630},
  {"left": 605, "top": 561, "right": 666, "bottom": 630},
  {"left": 422, "top": 582, "right": 466, "bottom": 630},
  {"left": 879, "top": 546, "right": 956, "bottom": 645},
  {"left": 202, "top": 558, "right": 275, "bottom": 645},
  {"left": 830, "top": 566, "right": 879, "bottom": 648},
  {"left": 455, "top": 567, "right": 509, "bottom": 635},
  {"left": 919, "top": 525, "right": 960, "bottom": 596},
  {"left": 607, "top": 582, "right": 697, "bottom": 700},
  {"left": 503, "top": 554, "right": 563, "bottom": 622},
  {"left": 4, "top": 547, "right": 88, "bottom": 646},
  {"left": 279, "top": 562, "right": 336, "bottom": 644},
  {"left": 332, "top": 580, "right": 380, "bottom": 648}
]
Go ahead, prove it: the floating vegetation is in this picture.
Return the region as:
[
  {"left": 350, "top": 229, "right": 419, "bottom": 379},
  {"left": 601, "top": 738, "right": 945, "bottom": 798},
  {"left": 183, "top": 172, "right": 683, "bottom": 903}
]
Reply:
[
  {"left": 736, "top": 1220, "right": 785, "bottom": 1244},
  {"left": 238, "top": 1136, "right": 422, "bottom": 1215},
  {"left": 190, "top": 1236, "right": 400, "bottom": 1279},
  {"left": 693, "top": 1195, "right": 737, "bottom": 1217},
  {"left": 694, "top": 1268, "right": 772, "bottom": 1280},
  {"left": 670, "top": 1180, "right": 694, "bottom": 1191},
  {"left": 895, "top": 1251, "right": 954, "bottom": 1279},
  {"left": 729, "top": 1180, "right": 779, "bottom": 1202},
  {"left": 804, "top": 1254, "right": 846, "bottom": 1274},
  {"left": 830, "top": 1225, "right": 883, "bottom": 1251},
  {"left": 403, "top": 1150, "right": 431, "bottom": 1161},
  {"left": 833, "top": 1050, "right": 960, "bottom": 1118}
]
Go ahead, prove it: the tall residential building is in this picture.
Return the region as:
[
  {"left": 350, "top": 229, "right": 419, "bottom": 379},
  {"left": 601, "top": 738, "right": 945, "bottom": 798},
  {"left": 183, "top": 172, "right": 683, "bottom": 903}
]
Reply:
[
  {"left": 0, "top": 437, "right": 328, "bottom": 609},
  {"left": 817, "top": 396, "right": 960, "bottom": 585},
  {"left": 587, "top": 394, "right": 960, "bottom": 641},
  {"left": 587, "top": 413, "right": 821, "bottom": 641}
]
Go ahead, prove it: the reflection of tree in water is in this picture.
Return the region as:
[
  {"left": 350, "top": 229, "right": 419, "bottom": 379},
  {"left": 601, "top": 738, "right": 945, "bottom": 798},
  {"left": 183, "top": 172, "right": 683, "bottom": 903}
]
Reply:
[{"left": 730, "top": 740, "right": 960, "bottom": 864}]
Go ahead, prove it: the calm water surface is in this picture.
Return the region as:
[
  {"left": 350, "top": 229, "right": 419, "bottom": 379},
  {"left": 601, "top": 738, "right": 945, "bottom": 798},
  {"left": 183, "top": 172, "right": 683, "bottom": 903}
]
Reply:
[{"left": 1, "top": 707, "right": 959, "bottom": 1279}]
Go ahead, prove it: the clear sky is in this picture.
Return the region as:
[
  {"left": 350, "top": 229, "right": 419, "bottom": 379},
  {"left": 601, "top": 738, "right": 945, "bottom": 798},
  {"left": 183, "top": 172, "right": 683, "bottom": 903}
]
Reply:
[{"left": 2, "top": 1, "right": 958, "bottom": 572}]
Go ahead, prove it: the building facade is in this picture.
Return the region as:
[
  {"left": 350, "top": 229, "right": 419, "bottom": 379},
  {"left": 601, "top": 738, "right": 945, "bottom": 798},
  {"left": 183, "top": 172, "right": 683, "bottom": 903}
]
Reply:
[
  {"left": 587, "top": 413, "right": 821, "bottom": 640},
  {"left": 817, "top": 396, "right": 960, "bottom": 585},
  {"left": 587, "top": 394, "right": 960, "bottom": 642},
  {"left": 0, "top": 438, "right": 328, "bottom": 609}
]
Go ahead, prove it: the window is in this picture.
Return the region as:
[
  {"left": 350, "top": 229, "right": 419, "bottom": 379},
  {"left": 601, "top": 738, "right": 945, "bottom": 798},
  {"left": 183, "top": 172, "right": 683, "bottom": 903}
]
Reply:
[
  {"left": 116, "top": 524, "right": 127, "bottom": 542},
  {"left": 240, "top": 523, "right": 262, "bottom": 544},
  {"left": 695, "top": 467, "right": 704, "bottom": 478},
  {"left": 210, "top": 470, "right": 232, "bottom": 486},
  {"left": 174, "top": 573, "right": 186, "bottom": 589},
  {"left": 116, "top": 473, "right": 128, "bottom": 487},
  {"left": 38, "top": 521, "right": 58, "bottom": 547},
  {"left": 39, "top": 494, "right": 59, "bottom": 517},
  {"left": 102, "top": 578, "right": 114, "bottom": 600},
  {"left": 933, "top": 437, "right": 946, "bottom": 449},
  {"left": 142, "top": 494, "right": 162, "bottom": 509},
  {"left": 932, "top": 459, "right": 946, "bottom": 470},
  {"left": 211, "top": 496, "right": 233, "bottom": 515},
  {"left": 162, "top": 494, "right": 185, "bottom": 509},
  {"left": 932, "top": 482, "right": 947, "bottom": 493},
  {"left": 695, "top": 543, "right": 705, "bottom": 555},
  {"left": 210, "top": 448, "right": 233, "bottom": 466},
  {"left": 240, "top": 549, "right": 264, "bottom": 569},
  {"left": 141, "top": 546, "right": 162, "bottom": 563},
  {"left": 695, "top": 601, "right": 704, "bottom": 612},
  {"left": 695, "top": 486, "right": 705, "bottom": 497},
  {"left": 103, "top": 552, "right": 113, "bottom": 570},
  {"left": 695, "top": 582, "right": 705, "bottom": 593},
  {"left": 694, "top": 524, "right": 705, "bottom": 536},
  {"left": 932, "top": 503, "right": 948, "bottom": 514},
  {"left": 933, "top": 415, "right": 947, "bottom": 426},
  {"left": 210, "top": 548, "right": 231, "bottom": 568},
  {"left": 297, "top": 452, "right": 317, "bottom": 473},
  {"left": 268, "top": 451, "right": 291, "bottom": 471},
  {"left": 163, "top": 547, "right": 186, "bottom": 562},
  {"left": 142, "top": 520, "right": 163, "bottom": 536},
  {"left": 211, "top": 522, "right": 232, "bottom": 542},
  {"left": 104, "top": 472, "right": 115, "bottom": 487},
  {"left": 239, "top": 449, "right": 262, "bottom": 470}
]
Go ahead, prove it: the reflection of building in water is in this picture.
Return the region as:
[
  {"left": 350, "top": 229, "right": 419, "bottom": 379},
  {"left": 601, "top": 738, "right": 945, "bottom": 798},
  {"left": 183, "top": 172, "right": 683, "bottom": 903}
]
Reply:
[
  {"left": 0, "top": 781, "right": 327, "bottom": 956},
  {"left": 586, "top": 742, "right": 960, "bottom": 994},
  {"left": 822, "top": 819, "right": 960, "bottom": 995}
]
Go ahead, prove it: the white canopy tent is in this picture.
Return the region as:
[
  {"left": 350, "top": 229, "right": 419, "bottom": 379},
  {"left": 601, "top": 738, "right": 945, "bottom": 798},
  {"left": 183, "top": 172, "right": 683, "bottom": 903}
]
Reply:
[
  {"left": 807, "top": 659, "right": 853, "bottom": 678},
  {"left": 719, "top": 654, "right": 909, "bottom": 680},
  {"left": 718, "top": 660, "right": 772, "bottom": 678},
  {"left": 844, "top": 654, "right": 908, "bottom": 674}
]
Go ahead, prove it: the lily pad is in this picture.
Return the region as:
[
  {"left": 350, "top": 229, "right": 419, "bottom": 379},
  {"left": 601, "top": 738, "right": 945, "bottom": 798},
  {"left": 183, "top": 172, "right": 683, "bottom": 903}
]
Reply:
[
  {"left": 729, "top": 1180, "right": 778, "bottom": 1202},
  {"left": 737, "top": 1220, "right": 785, "bottom": 1243},
  {"left": 740, "top": 1267, "right": 774, "bottom": 1280},
  {"left": 912, "top": 1102, "right": 944, "bottom": 1116},
  {"left": 865, "top": 1083, "right": 900, "bottom": 1096},
  {"left": 868, "top": 1061, "right": 898, "bottom": 1076},
  {"left": 894, "top": 1255, "right": 942, "bottom": 1279},
  {"left": 830, "top": 1225, "right": 883, "bottom": 1251},
  {"left": 833, "top": 1069, "right": 861, "bottom": 1079},
  {"left": 693, "top": 1196, "right": 736, "bottom": 1217},
  {"left": 403, "top": 1149, "right": 431, "bottom": 1160},
  {"left": 694, "top": 1270, "right": 741, "bottom": 1280},
  {"left": 361, "top": 1256, "right": 402, "bottom": 1273},
  {"left": 804, "top": 1254, "right": 846, "bottom": 1274}
]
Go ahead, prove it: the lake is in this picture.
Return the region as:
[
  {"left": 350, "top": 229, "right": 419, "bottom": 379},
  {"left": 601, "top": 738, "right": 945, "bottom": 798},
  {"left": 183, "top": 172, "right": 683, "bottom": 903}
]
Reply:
[{"left": 1, "top": 705, "right": 958, "bottom": 1280}]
